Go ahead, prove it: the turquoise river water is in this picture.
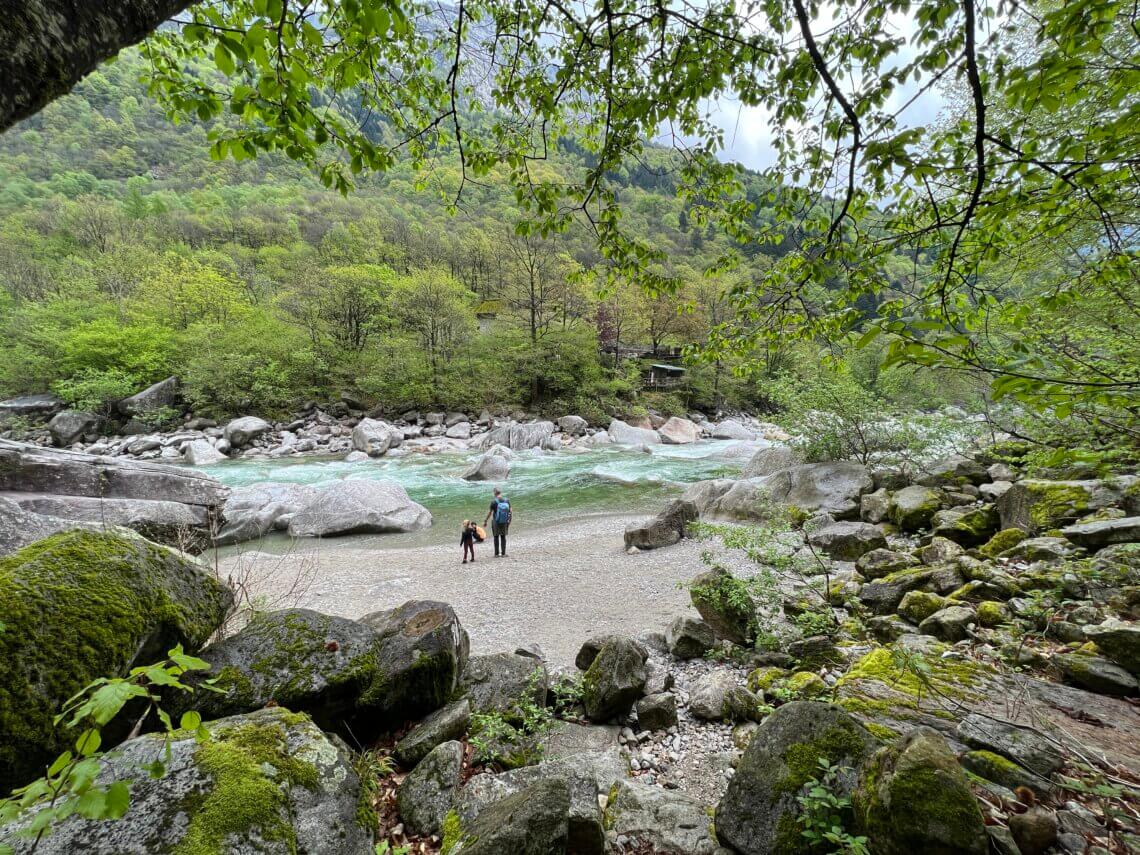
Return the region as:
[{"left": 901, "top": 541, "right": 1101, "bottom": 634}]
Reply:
[{"left": 201, "top": 441, "right": 755, "bottom": 549}]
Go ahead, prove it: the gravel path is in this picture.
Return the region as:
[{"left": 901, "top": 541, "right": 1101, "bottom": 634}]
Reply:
[{"left": 218, "top": 513, "right": 723, "bottom": 666}]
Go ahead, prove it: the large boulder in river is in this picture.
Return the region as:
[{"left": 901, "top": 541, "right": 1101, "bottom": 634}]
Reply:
[
  {"left": 116, "top": 376, "right": 181, "bottom": 416},
  {"left": 623, "top": 499, "right": 698, "bottom": 551},
  {"left": 3, "top": 707, "right": 372, "bottom": 855},
  {"left": 558, "top": 414, "right": 589, "bottom": 436},
  {"left": 0, "top": 439, "right": 226, "bottom": 553},
  {"left": 182, "top": 437, "right": 227, "bottom": 466},
  {"left": 765, "top": 462, "right": 873, "bottom": 519},
  {"left": 742, "top": 445, "right": 800, "bottom": 477},
  {"left": 657, "top": 416, "right": 700, "bottom": 444},
  {"left": 0, "top": 530, "right": 233, "bottom": 792},
  {"left": 854, "top": 727, "right": 988, "bottom": 855},
  {"left": 717, "top": 701, "right": 880, "bottom": 855},
  {"left": 48, "top": 409, "right": 97, "bottom": 446},
  {"left": 223, "top": 415, "right": 272, "bottom": 448},
  {"left": 287, "top": 479, "right": 431, "bottom": 536},
  {"left": 351, "top": 417, "right": 399, "bottom": 457},
  {"left": 462, "top": 446, "right": 512, "bottom": 482},
  {"left": 480, "top": 420, "right": 556, "bottom": 451},
  {"left": 607, "top": 418, "right": 661, "bottom": 446},
  {"left": 711, "top": 418, "right": 756, "bottom": 440},
  {"left": 216, "top": 481, "right": 321, "bottom": 545}
]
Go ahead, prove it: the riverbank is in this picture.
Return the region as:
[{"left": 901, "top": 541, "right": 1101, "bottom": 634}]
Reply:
[{"left": 215, "top": 512, "right": 744, "bottom": 665}]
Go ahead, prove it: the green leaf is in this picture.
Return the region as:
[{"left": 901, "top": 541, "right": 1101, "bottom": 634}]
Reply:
[
  {"left": 180, "top": 711, "right": 202, "bottom": 731},
  {"left": 75, "top": 729, "right": 101, "bottom": 756}
]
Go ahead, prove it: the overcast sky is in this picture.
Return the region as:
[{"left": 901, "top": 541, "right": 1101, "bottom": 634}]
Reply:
[{"left": 700, "top": 7, "right": 956, "bottom": 172}]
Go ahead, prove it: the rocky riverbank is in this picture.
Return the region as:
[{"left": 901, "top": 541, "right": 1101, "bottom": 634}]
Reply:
[{"left": 2, "top": 433, "right": 1138, "bottom": 854}]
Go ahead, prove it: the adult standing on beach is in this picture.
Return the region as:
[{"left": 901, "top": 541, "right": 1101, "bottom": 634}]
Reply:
[{"left": 483, "top": 487, "right": 512, "bottom": 557}]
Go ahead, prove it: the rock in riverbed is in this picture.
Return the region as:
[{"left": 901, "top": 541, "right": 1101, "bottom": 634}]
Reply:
[{"left": 286, "top": 479, "right": 431, "bottom": 536}]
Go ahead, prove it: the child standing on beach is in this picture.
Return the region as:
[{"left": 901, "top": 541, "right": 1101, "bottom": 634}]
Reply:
[{"left": 460, "top": 519, "right": 478, "bottom": 564}]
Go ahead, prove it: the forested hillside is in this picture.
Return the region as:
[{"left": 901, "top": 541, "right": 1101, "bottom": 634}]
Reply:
[
  {"left": 0, "top": 50, "right": 953, "bottom": 425},
  {"left": 0, "top": 51, "right": 726, "bottom": 420}
]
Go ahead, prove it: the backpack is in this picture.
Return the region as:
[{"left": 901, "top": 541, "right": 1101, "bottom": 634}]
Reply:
[{"left": 493, "top": 498, "right": 512, "bottom": 525}]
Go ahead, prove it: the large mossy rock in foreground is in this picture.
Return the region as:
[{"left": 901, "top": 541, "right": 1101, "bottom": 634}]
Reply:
[
  {"left": 716, "top": 701, "right": 880, "bottom": 855},
  {"left": 2, "top": 707, "right": 372, "bottom": 855},
  {"left": 854, "top": 727, "right": 988, "bottom": 855},
  {"left": 359, "top": 599, "right": 471, "bottom": 723},
  {"left": 0, "top": 530, "right": 233, "bottom": 793},
  {"left": 186, "top": 602, "right": 470, "bottom": 737}
]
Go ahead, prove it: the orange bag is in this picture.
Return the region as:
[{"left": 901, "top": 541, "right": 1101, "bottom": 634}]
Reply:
[{"left": 473, "top": 525, "right": 486, "bottom": 542}]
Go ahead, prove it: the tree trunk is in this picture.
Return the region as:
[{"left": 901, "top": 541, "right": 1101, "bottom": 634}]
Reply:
[{"left": 1, "top": 0, "right": 192, "bottom": 131}]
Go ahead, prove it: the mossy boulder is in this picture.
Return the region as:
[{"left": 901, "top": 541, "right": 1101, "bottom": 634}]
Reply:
[
  {"left": 359, "top": 599, "right": 471, "bottom": 723},
  {"left": 897, "top": 590, "right": 946, "bottom": 624},
  {"left": 858, "top": 565, "right": 965, "bottom": 615},
  {"left": 997, "top": 478, "right": 1131, "bottom": 534},
  {"left": 185, "top": 602, "right": 470, "bottom": 738},
  {"left": 979, "top": 527, "right": 1027, "bottom": 558},
  {"left": 888, "top": 486, "right": 943, "bottom": 532},
  {"left": 975, "top": 601, "right": 1008, "bottom": 626},
  {"left": 689, "top": 566, "right": 758, "bottom": 645},
  {"left": 835, "top": 638, "right": 990, "bottom": 737},
  {"left": 932, "top": 504, "right": 999, "bottom": 546},
  {"left": 0, "top": 530, "right": 233, "bottom": 792},
  {"left": 4, "top": 707, "right": 372, "bottom": 854},
  {"left": 176, "top": 608, "right": 386, "bottom": 735},
  {"left": 855, "top": 548, "right": 920, "bottom": 579},
  {"left": 748, "top": 666, "right": 790, "bottom": 694},
  {"left": 854, "top": 727, "right": 988, "bottom": 855},
  {"left": 1083, "top": 618, "right": 1140, "bottom": 676},
  {"left": 581, "top": 636, "right": 648, "bottom": 721},
  {"left": 783, "top": 671, "right": 827, "bottom": 699},
  {"left": 716, "top": 701, "right": 880, "bottom": 855},
  {"left": 960, "top": 750, "right": 1054, "bottom": 797},
  {"left": 917, "top": 605, "right": 976, "bottom": 642}
]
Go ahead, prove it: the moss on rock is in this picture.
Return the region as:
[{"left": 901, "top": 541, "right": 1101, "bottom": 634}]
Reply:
[
  {"left": 854, "top": 728, "right": 988, "bottom": 855},
  {"left": 975, "top": 601, "right": 1008, "bottom": 627},
  {"left": 898, "top": 590, "right": 946, "bottom": 624},
  {"left": 747, "top": 666, "right": 789, "bottom": 694},
  {"left": 782, "top": 671, "right": 827, "bottom": 699},
  {"left": 0, "top": 530, "right": 232, "bottom": 792},
  {"left": 979, "top": 528, "right": 1027, "bottom": 558}
]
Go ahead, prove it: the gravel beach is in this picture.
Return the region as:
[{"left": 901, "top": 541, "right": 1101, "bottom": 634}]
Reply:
[{"left": 217, "top": 512, "right": 729, "bottom": 666}]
